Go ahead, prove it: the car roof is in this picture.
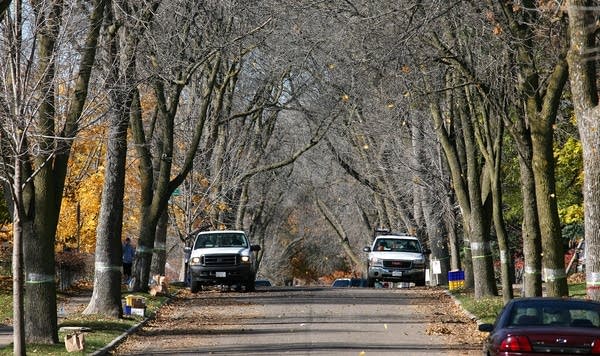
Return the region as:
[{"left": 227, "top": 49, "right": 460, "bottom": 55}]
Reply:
[
  {"left": 509, "top": 297, "right": 600, "bottom": 306},
  {"left": 197, "top": 230, "right": 245, "bottom": 235},
  {"left": 375, "top": 234, "right": 418, "bottom": 240}
]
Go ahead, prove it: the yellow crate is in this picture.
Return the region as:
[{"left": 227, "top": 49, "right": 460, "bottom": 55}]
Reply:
[
  {"left": 449, "top": 280, "right": 465, "bottom": 290},
  {"left": 125, "top": 295, "right": 145, "bottom": 308}
]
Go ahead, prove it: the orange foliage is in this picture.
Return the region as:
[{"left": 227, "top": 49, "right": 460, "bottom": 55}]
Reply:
[
  {"left": 56, "top": 122, "right": 143, "bottom": 252},
  {"left": 56, "top": 124, "right": 106, "bottom": 252},
  {"left": 0, "top": 224, "right": 12, "bottom": 243}
]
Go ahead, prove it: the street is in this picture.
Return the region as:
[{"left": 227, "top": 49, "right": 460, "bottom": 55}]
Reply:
[{"left": 112, "top": 286, "right": 483, "bottom": 355}]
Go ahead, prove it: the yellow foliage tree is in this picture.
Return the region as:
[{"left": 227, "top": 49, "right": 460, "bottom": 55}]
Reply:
[
  {"left": 555, "top": 136, "right": 584, "bottom": 225},
  {"left": 56, "top": 125, "right": 106, "bottom": 252},
  {"left": 56, "top": 122, "right": 143, "bottom": 252}
]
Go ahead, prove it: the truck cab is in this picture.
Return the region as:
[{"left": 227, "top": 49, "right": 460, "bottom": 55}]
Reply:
[
  {"left": 187, "top": 230, "right": 260, "bottom": 292},
  {"left": 363, "top": 232, "right": 429, "bottom": 287}
]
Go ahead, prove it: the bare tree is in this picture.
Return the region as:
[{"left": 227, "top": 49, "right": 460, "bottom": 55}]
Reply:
[
  {"left": 492, "top": 0, "right": 570, "bottom": 298},
  {"left": 567, "top": 0, "right": 600, "bottom": 300},
  {"left": 84, "top": 0, "right": 158, "bottom": 315},
  {"left": 0, "top": 0, "right": 105, "bottom": 344}
]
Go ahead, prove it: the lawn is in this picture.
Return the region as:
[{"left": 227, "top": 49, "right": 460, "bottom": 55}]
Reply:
[
  {"left": 0, "top": 286, "right": 173, "bottom": 355},
  {"left": 451, "top": 281, "right": 589, "bottom": 325},
  {"left": 0, "top": 294, "right": 11, "bottom": 326}
]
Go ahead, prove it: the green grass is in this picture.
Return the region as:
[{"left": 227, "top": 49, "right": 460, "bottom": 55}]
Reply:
[
  {"left": 0, "top": 288, "right": 176, "bottom": 355},
  {"left": 451, "top": 282, "right": 591, "bottom": 325},
  {"left": 452, "top": 289, "right": 505, "bottom": 324},
  {"left": 569, "top": 282, "right": 586, "bottom": 297},
  {"left": 0, "top": 294, "right": 11, "bottom": 323}
]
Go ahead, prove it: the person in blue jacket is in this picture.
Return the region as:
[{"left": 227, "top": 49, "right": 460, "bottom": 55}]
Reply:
[{"left": 122, "top": 237, "right": 135, "bottom": 282}]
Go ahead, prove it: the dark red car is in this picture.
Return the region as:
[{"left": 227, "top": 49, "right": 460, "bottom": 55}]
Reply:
[{"left": 478, "top": 297, "right": 600, "bottom": 355}]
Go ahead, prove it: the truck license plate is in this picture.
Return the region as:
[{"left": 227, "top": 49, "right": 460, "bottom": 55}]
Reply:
[
  {"left": 392, "top": 271, "right": 403, "bottom": 277},
  {"left": 216, "top": 272, "right": 226, "bottom": 278}
]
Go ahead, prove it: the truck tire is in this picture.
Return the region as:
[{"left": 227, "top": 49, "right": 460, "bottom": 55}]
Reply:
[
  {"left": 190, "top": 280, "right": 201, "bottom": 293},
  {"left": 245, "top": 275, "right": 256, "bottom": 292},
  {"left": 367, "top": 278, "right": 375, "bottom": 288}
]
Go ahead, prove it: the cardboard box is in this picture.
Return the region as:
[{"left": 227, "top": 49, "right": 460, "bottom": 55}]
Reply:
[
  {"left": 64, "top": 332, "right": 85, "bottom": 352},
  {"left": 125, "top": 295, "right": 145, "bottom": 308},
  {"left": 150, "top": 275, "right": 169, "bottom": 296},
  {"left": 130, "top": 307, "right": 145, "bottom": 317}
]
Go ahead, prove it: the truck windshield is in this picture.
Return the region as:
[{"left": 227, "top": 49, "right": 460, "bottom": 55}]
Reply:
[
  {"left": 374, "top": 238, "right": 420, "bottom": 252},
  {"left": 194, "top": 233, "right": 248, "bottom": 249}
]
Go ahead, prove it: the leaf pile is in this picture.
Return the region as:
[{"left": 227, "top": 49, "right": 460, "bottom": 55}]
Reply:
[{"left": 420, "top": 289, "right": 488, "bottom": 346}]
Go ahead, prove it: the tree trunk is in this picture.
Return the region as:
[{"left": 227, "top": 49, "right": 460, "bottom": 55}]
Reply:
[
  {"left": 444, "top": 192, "right": 461, "bottom": 271},
  {"left": 150, "top": 210, "right": 169, "bottom": 276},
  {"left": 14, "top": 0, "right": 105, "bottom": 338},
  {"left": 566, "top": 0, "right": 600, "bottom": 300},
  {"left": 12, "top": 159, "right": 26, "bottom": 355},
  {"left": 85, "top": 96, "right": 130, "bottom": 316},
  {"left": 24, "top": 204, "right": 59, "bottom": 343},
  {"left": 316, "top": 197, "right": 364, "bottom": 272},
  {"left": 461, "top": 86, "right": 497, "bottom": 298},
  {"left": 506, "top": 120, "right": 543, "bottom": 297},
  {"left": 235, "top": 182, "right": 250, "bottom": 230},
  {"left": 84, "top": 2, "right": 133, "bottom": 316},
  {"left": 475, "top": 103, "right": 513, "bottom": 302},
  {"left": 489, "top": 165, "right": 514, "bottom": 302},
  {"left": 412, "top": 116, "right": 449, "bottom": 285},
  {"left": 209, "top": 124, "right": 226, "bottom": 225},
  {"left": 526, "top": 57, "right": 569, "bottom": 297},
  {"left": 19, "top": 0, "right": 63, "bottom": 344},
  {"left": 497, "top": 0, "right": 569, "bottom": 297},
  {"left": 132, "top": 55, "right": 220, "bottom": 291},
  {"left": 467, "top": 177, "right": 497, "bottom": 298},
  {"left": 422, "top": 190, "right": 450, "bottom": 286}
]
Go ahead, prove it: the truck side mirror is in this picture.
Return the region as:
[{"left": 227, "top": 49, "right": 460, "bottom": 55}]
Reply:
[
  {"left": 363, "top": 246, "right": 371, "bottom": 252},
  {"left": 251, "top": 245, "right": 261, "bottom": 252},
  {"left": 183, "top": 246, "right": 192, "bottom": 263}
]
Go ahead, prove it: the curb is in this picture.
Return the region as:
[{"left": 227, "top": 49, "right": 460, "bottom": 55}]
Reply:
[
  {"left": 89, "top": 292, "right": 178, "bottom": 356},
  {"left": 89, "top": 315, "right": 152, "bottom": 356},
  {"left": 444, "top": 289, "right": 481, "bottom": 324}
]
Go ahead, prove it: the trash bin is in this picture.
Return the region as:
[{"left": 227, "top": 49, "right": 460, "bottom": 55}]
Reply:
[{"left": 448, "top": 270, "right": 465, "bottom": 290}]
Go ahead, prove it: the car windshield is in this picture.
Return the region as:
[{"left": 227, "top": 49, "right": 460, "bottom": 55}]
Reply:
[
  {"left": 194, "top": 233, "right": 248, "bottom": 249},
  {"left": 332, "top": 279, "right": 350, "bottom": 288},
  {"left": 508, "top": 300, "right": 600, "bottom": 328},
  {"left": 374, "top": 238, "right": 420, "bottom": 252}
]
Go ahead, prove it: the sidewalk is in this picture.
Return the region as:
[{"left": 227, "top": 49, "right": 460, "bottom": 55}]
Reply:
[{"left": 0, "top": 325, "right": 11, "bottom": 348}]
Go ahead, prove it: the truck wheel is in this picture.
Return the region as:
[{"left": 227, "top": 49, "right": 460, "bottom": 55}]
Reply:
[
  {"left": 245, "top": 276, "right": 256, "bottom": 292},
  {"left": 190, "top": 280, "right": 201, "bottom": 293},
  {"left": 367, "top": 278, "right": 375, "bottom": 288},
  {"left": 415, "top": 277, "right": 426, "bottom": 287}
]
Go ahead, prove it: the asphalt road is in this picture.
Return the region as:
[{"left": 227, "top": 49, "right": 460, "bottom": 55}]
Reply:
[{"left": 113, "top": 286, "right": 481, "bottom": 356}]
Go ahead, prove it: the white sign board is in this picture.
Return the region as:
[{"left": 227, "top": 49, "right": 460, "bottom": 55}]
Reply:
[{"left": 432, "top": 260, "right": 442, "bottom": 275}]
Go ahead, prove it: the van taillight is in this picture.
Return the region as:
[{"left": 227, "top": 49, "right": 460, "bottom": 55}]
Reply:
[{"left": 499, "top": 335, "right": 532, "bottom": 352}]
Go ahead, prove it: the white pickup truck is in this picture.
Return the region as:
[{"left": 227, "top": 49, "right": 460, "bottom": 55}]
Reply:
[
  {"left": 363, "top": 233, "right": 429, "bottom": 287},
  {"left": 186, "top": 230, "right": 261, "bottom": 292}
]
